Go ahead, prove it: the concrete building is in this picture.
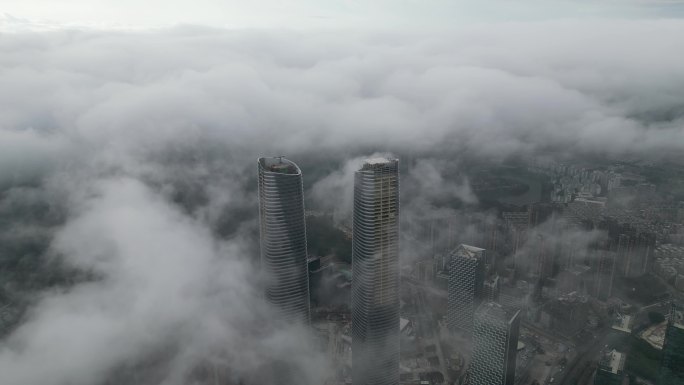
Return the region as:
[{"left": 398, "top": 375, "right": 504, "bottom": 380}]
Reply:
[
  {"left": 257, "top": 156, "right": 310, "bottom": 324},
  {"left": 605, "top": 222, "right": 656, "bottom": 278},
  {"left": 658, "top": 304, "right": 684, "bottom": 385},
  {"left": 351, "top": 157, "right": 400, "bottom": 385},
  {"left": 483, "top": 275, "right": 501, "bottom": 302},
  {"left": 594, "top": 349, "right": 626, "bottom": 385},
  {"left": 447, "top": 244, "right": 486, "bottom": 332},
  {"left": 532, "top": 234, "right": 555, "bottom": 280},
  {"left": 540, "top": 292, "right": 591, "bottom": 338},
  {"left": 470, "top": 302, "right": 520, "bottom": 385}
]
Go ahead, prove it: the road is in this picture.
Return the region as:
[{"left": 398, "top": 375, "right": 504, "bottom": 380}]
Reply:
[
  {"left": 404, "top": 277, "right": 450, "bottom": 384},
  {"left": 557, "top": 327, "right": 610, "bottom": 385},
  {"left": 403, "top": 275, "right": 447, "bottom": 299}
]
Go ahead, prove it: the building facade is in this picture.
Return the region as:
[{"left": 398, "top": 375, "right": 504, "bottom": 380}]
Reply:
[
  {"left": 351, "top": 158, "right": 400, "bottom": 385},
  {"left": 658, "top": 304, "right": 684, "bottom": 385},
  {"left": 593, "top": 250, "right": 617, "bottom": 301},
  {"left": 257, "top": 156, "right": 310, "bottom": 324},
  {"left": 447, "top": 244, "right": 486, "bottom": 332},
  {"left": 470, "top": 303, "right": 520, "bottom": 385}
]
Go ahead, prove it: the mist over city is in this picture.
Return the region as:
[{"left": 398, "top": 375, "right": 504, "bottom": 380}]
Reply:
[{"left": 1, "top": 2, "right": 684, "bottom": 385}]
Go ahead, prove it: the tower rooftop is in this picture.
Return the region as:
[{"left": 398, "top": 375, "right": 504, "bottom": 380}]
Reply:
[
  {"left": 365, "top": 157, "right": 394, "bottom": 165},
  {"left": 360, "top": 156, "right": 398, "bottom": 170},
  {"left": 451, "top": 244, "right": 486, "bottom": 260},
  {"left": 258, "top": 156, "right": 300, "bottom": 175}
]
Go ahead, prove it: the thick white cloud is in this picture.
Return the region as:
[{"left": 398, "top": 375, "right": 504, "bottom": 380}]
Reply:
[
  {"left": 1, "top": 21, "right": 683, "bottom": 163},
  {"left": 0, "top": 177, "right": 327, "bottom": 385}
]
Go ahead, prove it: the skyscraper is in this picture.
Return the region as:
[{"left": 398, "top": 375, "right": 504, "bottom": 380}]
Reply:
[
  {"left": 483, "top": 275, "right": 501, "bottom": 303},
  {"left": 257, "top": 156, "right": 310, "bottom": 324},
  {"left": 658, "top": 304, "right": 684, "bottom": 385},
  {"left": 351, "top": 157, "right": 400, "bottom": 385},
  {"left": 593, "top": 250, "right": 617, "bottom": 301},
  {"left": 470, "top": 302, "right": 520, "bottom": 385},
  {"left": 533, "top": 234, "right": 555, "bottom": 280},
  {"left": 447, "top": 244, "right": 486, "bottom": 332}
]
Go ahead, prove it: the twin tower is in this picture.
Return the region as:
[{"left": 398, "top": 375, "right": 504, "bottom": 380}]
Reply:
[{"left": 258, "top": 156, "right": 400, "bottom": 385}]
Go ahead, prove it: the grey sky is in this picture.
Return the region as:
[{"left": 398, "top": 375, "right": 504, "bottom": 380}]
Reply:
[{"left": 3, "top": 0, "right": 684, "bottom": 29}]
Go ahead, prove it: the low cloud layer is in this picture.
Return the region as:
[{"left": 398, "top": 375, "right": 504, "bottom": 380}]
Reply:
[
  {"left": 0, "top": 177, "right": 327, "bottom": 385},
  {"left": 0, "top": 18, "right": 683, "bottom": 385},
  {"left": 2, "top": 20, "right": 684, "bottom": 163}
]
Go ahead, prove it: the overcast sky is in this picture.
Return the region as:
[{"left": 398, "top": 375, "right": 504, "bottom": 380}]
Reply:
[{"left": 3, "top": 0, "right": 684, "bottom": 29}]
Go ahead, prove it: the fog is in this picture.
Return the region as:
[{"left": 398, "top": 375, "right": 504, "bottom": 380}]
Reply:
[{"left": 0, "top": 17, "right": 684, "bottom": 385}]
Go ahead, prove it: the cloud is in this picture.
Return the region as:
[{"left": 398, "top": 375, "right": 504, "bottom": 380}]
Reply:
[
  {"left": 1, "top": 21, "right": 683, "bottom": 164},
  {"left": 0, "top": 129, "right": 67, "bottom": 187},
  {"left": 0, "top": 18, "right": 683, "bottom": 385},
  {"left": 404, "top": 159, "right": 478, "bottom": 207},
  {"left": 309, "top": 155, "right": 367, "bottom": 222},
  {"left": 0, "top": 177, "right": 327, "bottom": 385}
]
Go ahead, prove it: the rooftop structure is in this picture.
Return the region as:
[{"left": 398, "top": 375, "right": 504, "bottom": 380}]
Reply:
[
  {"left": 611, "top": 313, "right": 633, "bottom": 334},
  {"left": 459, "top": 244, "right": 486, "bottom": 256},
  {"left": 365, "top": 156, "right": 392, "bottom": 164},
  {"left": 259, "top": 156, "right": 300, "bottom": 174},
  {"left": 594, "top": 350, "right": 626, "bottom": 385}
]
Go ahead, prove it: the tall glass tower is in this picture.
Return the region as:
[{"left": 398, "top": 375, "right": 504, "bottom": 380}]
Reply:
[
  {"left": 352, "top": 157, "right": 400, "bottom": 385},
  {"left": 470, "top": 302, "right": 520, "bottom": 385},
  {"left": 447, "top": 244, "right": 486, "bottom": 332},
  {"left": 658, "top": 304, "right": 684, "bottom": 385},
  {"left": 258, "top": 156, "right": 310, "bottom": 324}
]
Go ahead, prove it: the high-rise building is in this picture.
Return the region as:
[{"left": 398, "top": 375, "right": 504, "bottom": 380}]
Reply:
[
  {"left": 593, "top": 250, "right": 617, "bottom": 301},
  {"left": 483, "top": 275, "right": 501, "bottom": 303},
  {"left": 470, "top": 302, "right": 520, "bottom": 385},
  {"left": 502, "top": 211, "right": 531, "bottom": 260},
  {"left": 594, "top": 349, "right": 626, "bottom": 385},
  {"left": 604, "top": 220, "right": 656, "bottom": 278},
  {"left": 447, "top": 244, "right": 486, "bottom": 332},
  {"left": 658, "top": 304, "right": 684, "bottom": 385},
  {"left": 533, "top": 234, "right": 555, "bottom": 280},
  {"left": 351, "top": 157, "right": 400, "bottom": 385},
  {"left": 257, "top": 156, "right": 310, "bottom": 324}
]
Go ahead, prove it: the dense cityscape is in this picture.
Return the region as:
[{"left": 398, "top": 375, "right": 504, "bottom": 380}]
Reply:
[{"left": 257, "top": 155, "right": 684, "bottom": 385}]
